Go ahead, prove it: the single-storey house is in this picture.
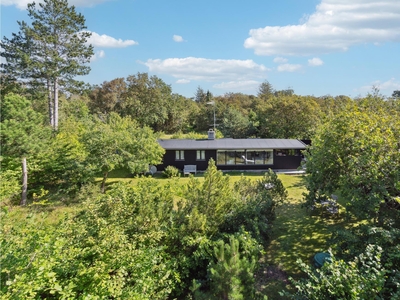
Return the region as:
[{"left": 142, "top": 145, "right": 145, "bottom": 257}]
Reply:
[{"left": 157, "top": 130, "right": 307, "bottom": 172}]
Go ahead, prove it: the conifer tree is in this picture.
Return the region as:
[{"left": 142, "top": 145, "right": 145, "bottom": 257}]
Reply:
[{"left": 1, "top": 0, "right": 93, "bottom": 129}]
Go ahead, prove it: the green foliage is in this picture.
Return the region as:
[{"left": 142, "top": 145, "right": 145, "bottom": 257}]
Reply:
[
  {"left": 163, "top": 165, "right": 181, "bottom": 178},
  {"left": 180, "top": 159, "right": 238, "bottom": 236},
  {"left": 1, "top": 0, "right": 93, "bottom": 128},
  {"left": 89, "top": 77, "right": 127, "bottom": 115},
  {"left": 303, "top": 106, "right": 400, "bottom": 297},
  {"left": 37, "top": 121, "right": 93, "bottom": 194},
  {"left": 171, "top": 129, "right": 224, "bottom": 139},
  {"left": 0, "top": 93, "right": 50, "bottom": 167},
  {"left": 192, "top": 236, "right": 259, "bottom": 300},
  {"left": 304, "top": 108, "right": 400, "bottom": 221},
  {"left": 0, "top": 170, "right": 20, "bottom": 204},
  {"left": 221, "top": 170, "right": 288, "bottom": 244},
  {"left": 331, "top": 225, "right": 400, "bottom": 299},
  {"left": 167, "top": 161, "right": 281, "bottom": 296},
  {"left": 1, "top": 181, "right": 180, "bottom": 299},
  {"left": 219, "top": 107, "right": 251, "bottom": 138},
  {"left": 282, "top": 245, "right": 386, "bottom": 300},
  {"left": 256, "top": 94, "right": 322, "bottom": 139},
  {"left": 83, "top": 113, "right": 164, "bottom": 192},
  {"left": 122, "top": 72, "right": 173, "bottom": 130},
  {"left": 1, "top": 160, "right": 287, "bottom": 298}
]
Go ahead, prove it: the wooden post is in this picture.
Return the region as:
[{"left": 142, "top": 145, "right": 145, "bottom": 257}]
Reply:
[{"left": 21, "top": 157, "right": 27, "bottom": 206}]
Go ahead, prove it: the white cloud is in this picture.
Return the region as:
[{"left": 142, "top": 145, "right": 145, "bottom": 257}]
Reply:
[
  {"left": 277, "top": 64, "right": 302, "bottom": 72},
  {"left": 176, "top": 79, "right": 190, "bottom": 84},
  {"left": 213, "top": 80, "right": 261, "bottom": 91},
  {"left": 273, "top": 57, "right": 288, "bottom": 63},
  {"left": 173, "top": 35, "right": 184, "bottom": 42},
  {"left": 143, "top": 57, "right": 269, "bottom": 82},
  {"left": 244, "top": 0, "right": 400, "bottom": 56},
  {"left": 308, "top": 57, "right": 324, "bottom": 66},
  {"left": 2, "top": 0, "right": 112, "bottom": 9},
  {"left": 86, "top": 31, "right": 138, "bottom": 48},
  {"left": 91, "top": 50, "right": 105, "bottom": 62},
  {"left": 357, "top": 78, "right": 400, "bottom": 94}
]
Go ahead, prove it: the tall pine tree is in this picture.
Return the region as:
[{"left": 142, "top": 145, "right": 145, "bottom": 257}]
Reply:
[{"left": 1, "top": 0, "right": 93, "bottom": 129}]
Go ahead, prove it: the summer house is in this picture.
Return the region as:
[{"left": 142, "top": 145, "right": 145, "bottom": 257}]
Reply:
[{"left": 157, "top": 130, "right": 307, "bottom": 172}]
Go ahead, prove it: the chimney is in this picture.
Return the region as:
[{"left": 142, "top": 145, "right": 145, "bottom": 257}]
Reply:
[{"left": 208, "top": 129, "right": 215, "bottom": 140}]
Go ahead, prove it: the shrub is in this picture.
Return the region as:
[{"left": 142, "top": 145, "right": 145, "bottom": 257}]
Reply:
[
  {"left": 220, "top": 169, "right": 287, "bottom": 244},
  {"left": 281, "top": 245, "right": 386, "bottom": 300},
  {"left": 163, "top": 165, "right": 181, "bottom": 178},
  {"left": 0, "top": 169, "right": 20, "bottom": 205},
  {"left": 191, "top": 236, "right": 265, "bottom": 300}
]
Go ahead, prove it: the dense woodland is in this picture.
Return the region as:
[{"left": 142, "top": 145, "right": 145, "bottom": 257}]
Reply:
[{"left": 1, "top": 0, "right": 400, "bottom": 299}]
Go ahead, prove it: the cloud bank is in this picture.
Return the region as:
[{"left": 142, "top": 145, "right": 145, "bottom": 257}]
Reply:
[
  {"left": 87, "top": 31, "right": 138, "bottom": 48},
  {"left": 143, "top": 57, "right": 269, "bottom": 91},
  {"left": 143, "top": 57, "right": 268, "bottom": 82},
  {"left": 244, "top": 0, "right": 400, "bottom": 56}
]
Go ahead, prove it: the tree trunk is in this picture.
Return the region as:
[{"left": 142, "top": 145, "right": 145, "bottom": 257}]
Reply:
[
  {"left": 48, "top": 79, "right": 54, "bottom": 127},
  {"left": 101, "top": 171, "right": 108, "bottom": 193},
  {"left": 54, "top": 78, "right": 59, "bottom": 130},
  {"left": 21, "top": 157, "right": 28, "bottom": 206}
]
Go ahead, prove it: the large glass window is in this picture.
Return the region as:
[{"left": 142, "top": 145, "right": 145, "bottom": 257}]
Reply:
[
  {"left": 217, "top": 150, "right": 226, "bottom": 165},
  {"left": 175, "top": 150, "right": 185, "bottom": 161},
  {"left": 263, "top": 150, "right": 273, "bottom": 164},
  {"left": 216, "top": 150, "right": 273, "bottom": 165},
  {"left": 235, "top": 150, "right": 245, "bottom": 165},
  {"left": 226, "top": 151, "right": 236, "bottom": 165}
]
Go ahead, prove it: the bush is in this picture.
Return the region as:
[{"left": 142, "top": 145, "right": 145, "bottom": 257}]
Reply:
[
  {"left": 220, "top": 169, "right": 287, "bottom": 244},
  {"left": 0, "top": 169, "right": 20, "bottom": 205},
  {"left": 281, "top": 245, "right": 386, "bottom": 300},
  {"left": 163, "top": 165, "right": 181, "bottom": 178},
  {"left": 191, "top": 235, "right": 266, "bottom": 300}
]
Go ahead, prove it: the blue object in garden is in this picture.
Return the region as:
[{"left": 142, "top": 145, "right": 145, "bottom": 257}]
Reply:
[{"left": 314, "top": 252, "right": 331, "bottom": 268}]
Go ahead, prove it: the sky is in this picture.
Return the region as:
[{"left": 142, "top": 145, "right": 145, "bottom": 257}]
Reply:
[{"left": 1, "top": 0, "right": 400, "bottom": 99}]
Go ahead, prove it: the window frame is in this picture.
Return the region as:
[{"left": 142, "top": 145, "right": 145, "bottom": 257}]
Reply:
[
  {"left": 216, "top": 149, "right": 273, "bottom": 165},
  {"left": 196, "top": 150, "right": 206, "bottom": 161},
  {"left": 175, "top": 150, "right": 185, "bottom": 161}
]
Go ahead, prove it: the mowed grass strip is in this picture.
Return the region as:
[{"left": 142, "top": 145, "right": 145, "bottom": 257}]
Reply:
[{"left": 265, "top": 174, "right": 333, "bottom": 276}]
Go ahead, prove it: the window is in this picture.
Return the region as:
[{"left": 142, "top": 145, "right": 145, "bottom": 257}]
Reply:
[
  {"left": 235, "top": 150, "right": 245, "bottom": 165},
  {"left": 217, "top": 150, "right": 226, "bottom": 165},
  {"left": 226, "top": 151, "right": 236, "bottom": 165},
  {"left": 276, "top": 149, "right": 300, "bottom": 156},
  {"left": 250, "top": 150, "right": 273, "bottom": 164},
  {"left": 196, "top": 150, "right": 205, "bottom": 160},
  {"left": 175, "top": 150, "right": 185, "bottom": 161},
  {"left": 216, "top": 150, "right": 273, "bottom": 165}
]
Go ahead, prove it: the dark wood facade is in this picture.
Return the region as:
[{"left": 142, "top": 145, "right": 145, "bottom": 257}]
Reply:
[{"left": 157, "top": 149, "right": 304, "bottom": 172}]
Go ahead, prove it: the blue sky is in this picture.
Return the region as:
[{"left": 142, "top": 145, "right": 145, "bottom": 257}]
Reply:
[{"left": 1, "top": 0, "right": 400, "bottom": 99}]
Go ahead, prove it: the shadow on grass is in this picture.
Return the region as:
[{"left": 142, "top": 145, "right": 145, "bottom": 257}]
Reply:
[
  {"left": 285, "top": 175, "right": 307, "bottom": 189},
  {"left": 270, "top": 204, "right": 351, "bottom": 266}
]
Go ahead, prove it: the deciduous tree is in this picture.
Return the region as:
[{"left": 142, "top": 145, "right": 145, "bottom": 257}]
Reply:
[
  {"left": 83, "top": 113, "right": 164, "bottom": 192},
  {"left": 304, "top": 108, "right": 400, "bottom": 221},
  {"left": 122, "top": 73, "right": 172, "bottom": 130}
]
